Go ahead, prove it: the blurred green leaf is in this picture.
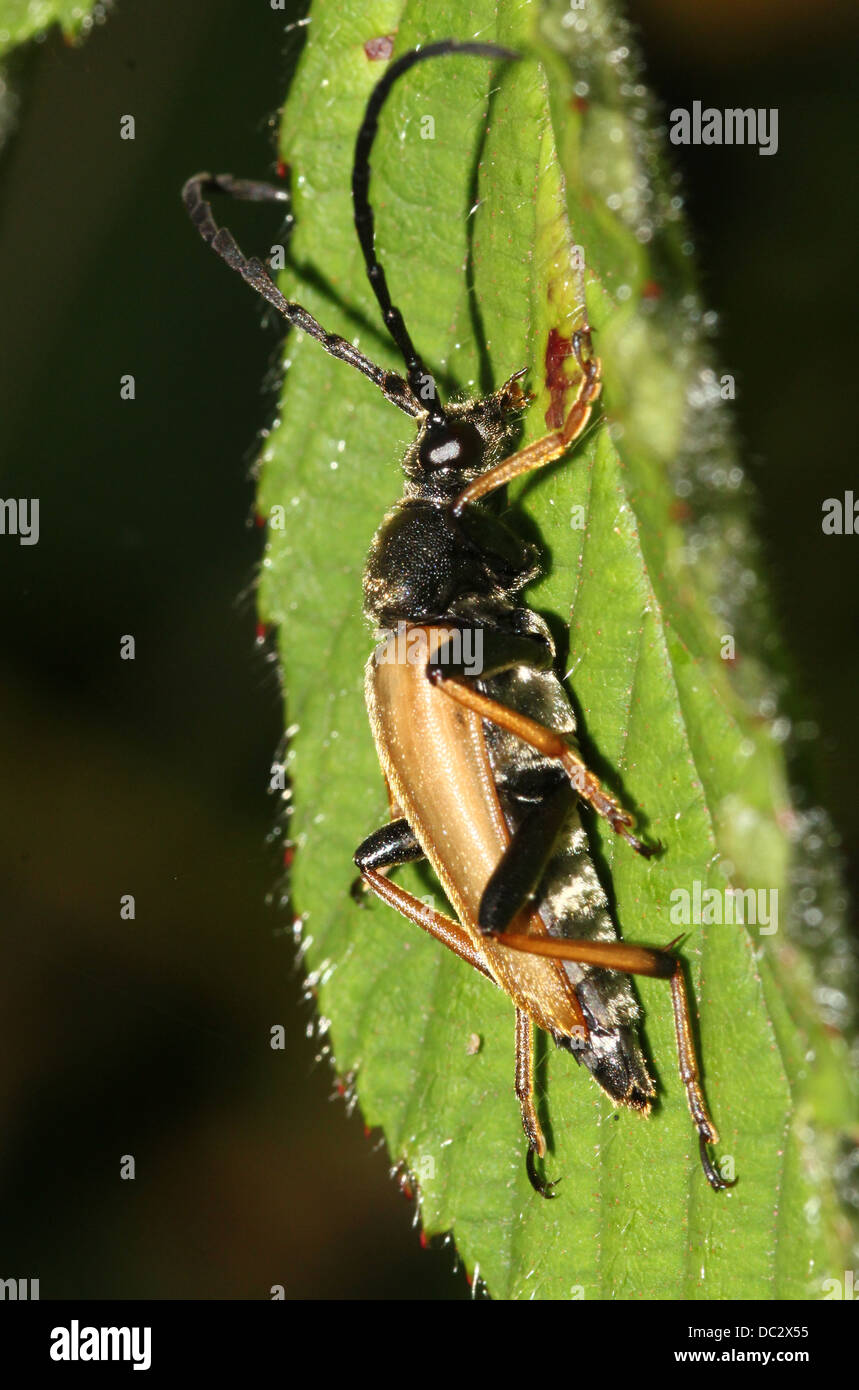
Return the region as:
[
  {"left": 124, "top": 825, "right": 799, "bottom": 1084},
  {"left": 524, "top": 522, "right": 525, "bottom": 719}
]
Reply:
[
  {"left": 0, "top": 0, "right": 102, "bottom": 55},
  {"left": 256, "top": 0, "right": 855, "bottom": 1297}
]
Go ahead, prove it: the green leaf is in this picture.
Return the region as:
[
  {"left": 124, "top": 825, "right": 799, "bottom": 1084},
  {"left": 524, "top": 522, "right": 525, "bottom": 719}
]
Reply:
[
  {"left": 0, "top": 0, "right": 102, "bottom": 56},
  {"left": 257, "top": 0, "right": 856, "bottom": 1297}
]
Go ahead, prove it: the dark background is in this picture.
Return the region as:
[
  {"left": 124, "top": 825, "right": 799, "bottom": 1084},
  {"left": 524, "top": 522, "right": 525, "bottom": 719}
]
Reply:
[{"left": 0, "top": 0, "right": 856, "bottom": 1298}]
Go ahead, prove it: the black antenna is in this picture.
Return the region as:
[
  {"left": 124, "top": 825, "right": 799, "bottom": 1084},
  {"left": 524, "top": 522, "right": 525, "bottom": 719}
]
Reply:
[
  {"left": 352, "top": 39, "right": 519, "bottom": 425},
  {"left": 182, "top": 173, "right": 422, "bottom": 419}
]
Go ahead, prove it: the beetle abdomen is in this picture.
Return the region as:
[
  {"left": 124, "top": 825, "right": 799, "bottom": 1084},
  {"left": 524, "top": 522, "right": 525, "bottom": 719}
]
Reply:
[{"left": 482, "top": 660, "right": 655, "bottom": 1109}]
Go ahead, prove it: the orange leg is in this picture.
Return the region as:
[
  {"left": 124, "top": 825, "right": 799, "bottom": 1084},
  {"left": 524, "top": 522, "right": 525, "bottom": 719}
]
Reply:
[
  {"left": 487, "top": 929, "right": 734, "bottom": 1192},
  {"left": 360, "top": 868, "right": 557, "bottom": 1199},
  {"left": 515, "top": 1008, "right": 560, "bottom": 1199},
  {"left": 359, "top": 866, "right": 491, "bottom": 978},
  {"left": 384, "top": 773, "right": 404, "bottom": 825},
  {"left": 453, "top": 330, "right": 601, "bottom": 515},
  {"left": 432, "top": 675, "right": 655, "bottom": 857}
]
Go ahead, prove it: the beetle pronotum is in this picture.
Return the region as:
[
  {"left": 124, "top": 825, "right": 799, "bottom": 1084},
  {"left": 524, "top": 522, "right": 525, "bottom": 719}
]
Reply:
[{"left": 184, "top": 38, "right": 733, "bottom": 1196}]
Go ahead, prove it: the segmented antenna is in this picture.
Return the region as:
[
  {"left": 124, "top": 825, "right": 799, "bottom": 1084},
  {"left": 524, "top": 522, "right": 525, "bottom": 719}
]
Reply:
[{"left": 351, "top": 39, "right": 519, "bottom": 423}]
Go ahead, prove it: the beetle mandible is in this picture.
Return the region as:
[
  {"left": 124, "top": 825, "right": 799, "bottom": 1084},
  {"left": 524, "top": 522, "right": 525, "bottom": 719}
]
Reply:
[{"left": 183, "top": 38, "right": 733, "bottom": 1196}]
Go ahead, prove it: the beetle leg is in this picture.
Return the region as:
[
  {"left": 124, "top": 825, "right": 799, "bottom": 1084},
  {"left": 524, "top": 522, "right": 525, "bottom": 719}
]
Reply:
[
  {"left": 430, "top": 674, "right": 656, "bottom": 857},
  {"left": 357, "top": 860, "right": 562, "bottom": 1196},
  {"left": 486, "top": 930, "right": 735, "bottom": 1192},
  {"left": 479, "top": 775, "right": 576, "bottom": 935},
  {"left": 351, "top": 815, "right": 424, "bottom": 903},
  {"left": 356, "top": 866, "right": 492, "bottom": 979},
  {"left": 516, "top": 1008, "right": 560, "bottom": 1199},
  {"left": 354, "top": 818, "right": 424, "bottom": 872},
  {"left": 452, "top": 332, "right": 601, "bottom": 514},
  {"left": 494, "top": 366, "right": 533, "bottom": 415},
  {"left": 384, "top": 773, "right": 405, "bottom": 824}
]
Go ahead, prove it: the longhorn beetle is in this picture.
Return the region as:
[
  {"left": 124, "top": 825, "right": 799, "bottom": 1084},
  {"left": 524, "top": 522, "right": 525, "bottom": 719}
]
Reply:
[{"left": 184, "top": 38, "right": 733, "bottom": 1196}]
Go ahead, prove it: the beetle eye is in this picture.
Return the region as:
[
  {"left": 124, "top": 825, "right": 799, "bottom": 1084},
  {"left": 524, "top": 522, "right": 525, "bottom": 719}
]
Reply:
[{"left": 418, "top": 418, "right": 484, "bottom": 472}]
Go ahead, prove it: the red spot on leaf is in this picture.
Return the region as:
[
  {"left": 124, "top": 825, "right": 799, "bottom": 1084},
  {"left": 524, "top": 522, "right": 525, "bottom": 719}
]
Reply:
[
  {"left": 276, "top": 159, "right": 289, "bottom": 180},
  {"left": 254, "top": 511, "right": 266, "bottom": 528},
  {"left": 545, "top": 327, "right": 575, "bottom": 430},
  {"left": 669, "top": 500, "right": 691, "bottom": 523},
  {"left": 364, "top": 34, "right": 395, "bottom": 62},
  {"left": 572, "top": 96, "right": 589, "bottom": 114},
  {"left": 641, "top": 280, "right": 663, "bottom": 300},
  {"left": 419, "top": 1230, "right": 429, "bottom": 1250},
  {"left": 283, "top": 845, "right": 294, "bottom": 869}
]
